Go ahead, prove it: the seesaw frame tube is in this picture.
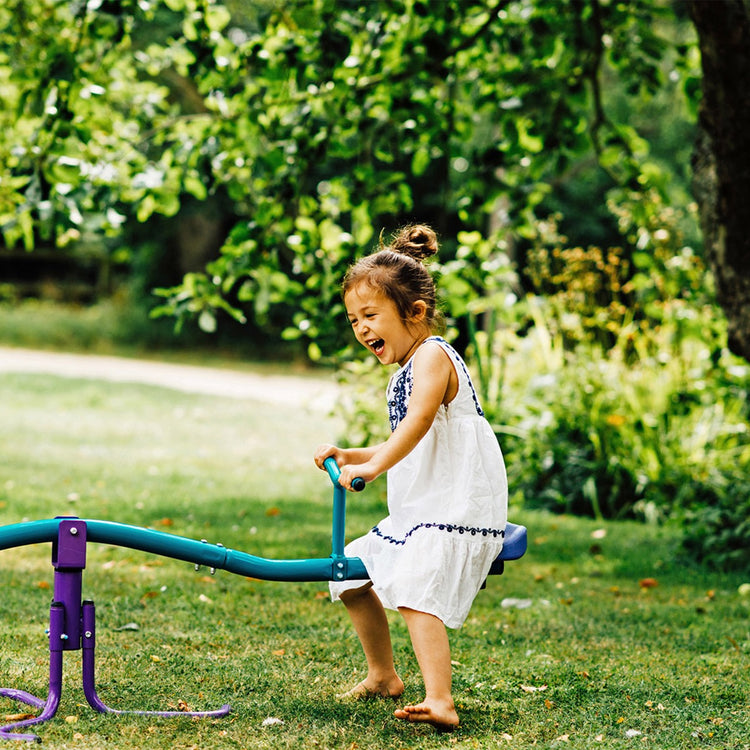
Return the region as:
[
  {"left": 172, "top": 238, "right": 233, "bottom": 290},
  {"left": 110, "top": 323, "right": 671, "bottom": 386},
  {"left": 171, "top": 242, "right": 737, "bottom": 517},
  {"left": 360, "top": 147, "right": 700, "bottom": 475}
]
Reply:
[{"left": 0, "top": 518, "right": 369, "bottom": 582}]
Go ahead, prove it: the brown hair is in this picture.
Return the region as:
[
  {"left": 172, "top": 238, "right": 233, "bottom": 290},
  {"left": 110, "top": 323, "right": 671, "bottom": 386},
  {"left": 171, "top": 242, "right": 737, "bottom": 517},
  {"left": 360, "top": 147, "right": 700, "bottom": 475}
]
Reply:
[{"left": 342, "top": 224, "right": 440, "bottom": 329}]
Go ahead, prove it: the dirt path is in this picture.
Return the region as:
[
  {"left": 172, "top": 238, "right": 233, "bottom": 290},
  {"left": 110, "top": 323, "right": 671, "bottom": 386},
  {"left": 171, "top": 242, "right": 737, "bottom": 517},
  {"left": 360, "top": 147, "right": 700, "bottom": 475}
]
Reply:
[{"left": 0, "top": 346, "right": 338, "bottom": 410}]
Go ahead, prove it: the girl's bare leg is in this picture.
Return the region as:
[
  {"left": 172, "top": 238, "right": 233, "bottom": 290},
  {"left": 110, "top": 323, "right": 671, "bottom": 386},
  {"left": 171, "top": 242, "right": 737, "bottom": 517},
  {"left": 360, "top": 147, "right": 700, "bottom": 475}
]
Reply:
[
  {"left": 394, "top": 608, "right": 459, "bottom": 729},
  {"left": 338, "top": 584, "right": 404, "bottom": 698}
]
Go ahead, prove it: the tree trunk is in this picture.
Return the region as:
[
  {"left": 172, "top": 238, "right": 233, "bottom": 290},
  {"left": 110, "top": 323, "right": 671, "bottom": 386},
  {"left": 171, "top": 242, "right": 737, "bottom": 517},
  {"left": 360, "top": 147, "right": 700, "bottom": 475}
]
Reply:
[{"left": 688, "top": 0, "right": 750, "bottom": 361}]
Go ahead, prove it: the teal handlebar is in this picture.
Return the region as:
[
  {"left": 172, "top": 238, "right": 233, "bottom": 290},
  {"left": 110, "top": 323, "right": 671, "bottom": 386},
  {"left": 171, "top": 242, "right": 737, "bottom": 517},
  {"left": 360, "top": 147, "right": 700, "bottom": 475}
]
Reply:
[{"left": 323, "top": 457, "right": 365, "bottom": 492}]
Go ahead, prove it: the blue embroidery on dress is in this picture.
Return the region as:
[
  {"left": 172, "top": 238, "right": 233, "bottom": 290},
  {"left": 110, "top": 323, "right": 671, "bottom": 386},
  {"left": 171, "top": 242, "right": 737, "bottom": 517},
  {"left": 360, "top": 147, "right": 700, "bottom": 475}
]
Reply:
[
  {"left": 372, "top": 522, "right": 505, "bottom": 545},
  {"left": 386, "top": 337, "right": 485, "bottom": 431},
  {"left": 388, "top": 365, "right": 412, "bottom": 431},
  {"left": 450, "top": 347, "right": 485, "bottom": 417}
]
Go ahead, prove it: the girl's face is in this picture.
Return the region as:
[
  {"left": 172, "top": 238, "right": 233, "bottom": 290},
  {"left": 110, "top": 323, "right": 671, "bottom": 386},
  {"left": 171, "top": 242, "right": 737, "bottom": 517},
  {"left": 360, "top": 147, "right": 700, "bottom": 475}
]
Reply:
[{"left": 344, "top": 283, "right": 428, "bottom": 367}]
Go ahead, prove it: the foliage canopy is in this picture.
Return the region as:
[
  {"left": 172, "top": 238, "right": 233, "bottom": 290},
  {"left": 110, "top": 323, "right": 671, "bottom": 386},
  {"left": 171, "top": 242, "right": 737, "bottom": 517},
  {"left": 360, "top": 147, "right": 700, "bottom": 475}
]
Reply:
[{"left": 1, "top": 0, "right": 698, "bottom": 353}]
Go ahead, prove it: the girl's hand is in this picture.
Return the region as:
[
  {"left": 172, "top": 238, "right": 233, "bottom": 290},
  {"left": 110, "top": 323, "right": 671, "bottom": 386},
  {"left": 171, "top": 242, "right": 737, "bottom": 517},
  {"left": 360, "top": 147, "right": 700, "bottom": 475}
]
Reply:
[
  {"left": 338, "top": 462, "right": 379, "bottom": 491},
  {"left": 314, "top": 443, "right": 344, "bottom": 471}
]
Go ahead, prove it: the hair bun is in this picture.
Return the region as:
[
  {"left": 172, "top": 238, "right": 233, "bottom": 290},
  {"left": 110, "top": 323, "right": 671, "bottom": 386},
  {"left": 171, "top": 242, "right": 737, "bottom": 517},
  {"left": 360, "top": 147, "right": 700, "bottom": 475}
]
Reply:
[{"left": 388, "top": 224, "right": 439, "bottom": 261}]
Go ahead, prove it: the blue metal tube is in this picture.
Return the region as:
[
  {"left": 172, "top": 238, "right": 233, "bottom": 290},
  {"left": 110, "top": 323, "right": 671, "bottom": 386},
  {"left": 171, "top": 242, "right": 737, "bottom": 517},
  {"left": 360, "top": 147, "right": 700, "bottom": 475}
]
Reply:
[
  {"left": 330, "top": 484, "right": 346, "bottom": 559},
  {"left": 0, "top": 518, "right": 369, "bottom": 582},
  {"left": 0, "top": 518, "right": 60, "bottom": 551},
  {"left": 323, "top": 456, "right": 366, "bottom": 559},
  {"left": 323, "top": 458, "right": 346, "bottom": 557}
]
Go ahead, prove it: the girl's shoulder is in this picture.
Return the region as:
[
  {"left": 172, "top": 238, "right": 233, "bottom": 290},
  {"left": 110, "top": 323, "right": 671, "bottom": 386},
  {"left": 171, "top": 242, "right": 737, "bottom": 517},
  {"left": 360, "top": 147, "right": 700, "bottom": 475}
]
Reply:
[
  {"left": 411, "top": 336, "right": 456, "bottom": 370},
  {"left": 413, "top": 336, "right": 457, "bottom": 367},
  {"left": 419, "top": 336, "right": 465, "bottom": 365},
  {"left": 420, "top": 337, "right": 485, "bottom": 417},
  {"left": 394, "top": 337, "right": 452, "bottom": 377}
]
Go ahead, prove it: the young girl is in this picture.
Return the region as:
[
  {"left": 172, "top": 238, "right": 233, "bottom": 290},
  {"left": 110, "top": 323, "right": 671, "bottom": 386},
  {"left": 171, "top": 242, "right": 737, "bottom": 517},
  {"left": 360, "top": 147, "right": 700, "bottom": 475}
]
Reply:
[{"left": 314, "top": 224, "right": 508, "bottom": 730}]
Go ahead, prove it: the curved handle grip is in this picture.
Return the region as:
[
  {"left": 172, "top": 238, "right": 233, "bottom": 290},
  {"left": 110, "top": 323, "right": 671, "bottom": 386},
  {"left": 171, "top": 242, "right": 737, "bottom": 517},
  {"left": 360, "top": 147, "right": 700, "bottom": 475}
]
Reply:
[{"left": 323, "top": 457, "right": 365, "bottom": 492}]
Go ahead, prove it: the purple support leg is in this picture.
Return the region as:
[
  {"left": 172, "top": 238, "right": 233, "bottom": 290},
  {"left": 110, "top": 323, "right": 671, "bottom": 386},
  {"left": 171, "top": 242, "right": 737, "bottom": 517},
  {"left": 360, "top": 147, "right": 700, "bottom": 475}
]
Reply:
[
  {"left": 0, "top": 519, "right": 84, "bottom": 742},
  {"left": 81, "top": 600, "right": 230, "bottom": 718},
  {"left": 1, "top": 518, "right": 230, "bottom": 744},
  {"left": 0, "top": 603, "right": 65, "bottom": 743},
  {"left": 51, "top": 520, "right": 86, "bottom": 651}
]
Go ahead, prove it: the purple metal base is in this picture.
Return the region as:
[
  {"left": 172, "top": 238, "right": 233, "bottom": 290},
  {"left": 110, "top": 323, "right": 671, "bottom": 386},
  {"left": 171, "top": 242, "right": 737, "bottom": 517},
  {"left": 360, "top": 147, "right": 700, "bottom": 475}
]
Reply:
[{"left": 0, "top": 519, "right": 230, "bottom": 743}]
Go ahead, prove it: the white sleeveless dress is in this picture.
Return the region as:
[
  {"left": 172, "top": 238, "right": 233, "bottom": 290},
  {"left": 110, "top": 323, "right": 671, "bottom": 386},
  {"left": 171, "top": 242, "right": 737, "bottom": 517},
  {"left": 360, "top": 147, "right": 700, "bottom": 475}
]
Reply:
[{"left": 330, "top": 337, "right": 508, "bottom": 629}]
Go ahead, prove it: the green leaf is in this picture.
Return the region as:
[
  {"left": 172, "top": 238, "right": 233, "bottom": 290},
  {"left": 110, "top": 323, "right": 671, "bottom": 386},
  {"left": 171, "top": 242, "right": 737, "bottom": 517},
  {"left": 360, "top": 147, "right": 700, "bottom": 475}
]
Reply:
[
  {"left": 516, "top": 120, "right": 543, "bottom": 154},
  {"left": 411, "top": 147, "right": 430, "bottom": 176},
  {"left": 307, "top": 341, "right": 322, "bottom": 361},
  {"left": 184, "top": 175, "right": 207, "bottom": 200},
  {"left": 136, "top": 194, "right": 157, "bottom": 222},
  {"left": 205, "top": 5, "right": 231, "bottom": 32}
]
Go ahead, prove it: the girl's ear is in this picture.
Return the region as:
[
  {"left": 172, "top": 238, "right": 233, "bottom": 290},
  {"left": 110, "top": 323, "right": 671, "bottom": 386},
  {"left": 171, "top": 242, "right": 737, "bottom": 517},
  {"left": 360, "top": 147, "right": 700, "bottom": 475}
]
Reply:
[{"left": 412, "top": 300, "right": 427, "bottom": 321}]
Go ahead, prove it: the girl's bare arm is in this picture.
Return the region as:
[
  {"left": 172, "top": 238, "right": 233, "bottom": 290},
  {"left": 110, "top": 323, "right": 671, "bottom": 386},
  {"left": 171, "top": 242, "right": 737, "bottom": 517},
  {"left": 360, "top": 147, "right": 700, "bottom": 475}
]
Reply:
[
  {"left": 336, "top": 343, "right": 453, "bottom": 489},
  {"left": 314, "top": 443, "right": 382, "bottom": 471}
]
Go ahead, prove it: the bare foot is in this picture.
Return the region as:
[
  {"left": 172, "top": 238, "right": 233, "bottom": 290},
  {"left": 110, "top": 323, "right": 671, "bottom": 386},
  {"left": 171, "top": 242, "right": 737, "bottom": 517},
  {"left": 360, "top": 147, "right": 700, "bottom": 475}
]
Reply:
[
  {"left": 394, "top": 700, "right": 459, "bottom": 731},
  {"left": 336, "top": 677, "right": 404, "bottom": 701}
]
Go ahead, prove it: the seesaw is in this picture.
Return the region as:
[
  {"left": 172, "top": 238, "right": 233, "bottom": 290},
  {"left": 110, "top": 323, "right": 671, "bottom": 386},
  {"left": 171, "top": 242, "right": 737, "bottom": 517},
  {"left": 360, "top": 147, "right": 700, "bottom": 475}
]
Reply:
[{"left": 0, "top": 458, "right": 527, "bottom": 743}]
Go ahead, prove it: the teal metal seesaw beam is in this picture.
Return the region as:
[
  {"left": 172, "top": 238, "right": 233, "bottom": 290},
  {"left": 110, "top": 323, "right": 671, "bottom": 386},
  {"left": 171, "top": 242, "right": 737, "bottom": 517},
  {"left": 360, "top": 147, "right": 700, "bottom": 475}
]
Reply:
[{"left": 0, "top": 517, "right": 369, "bottom": 582}]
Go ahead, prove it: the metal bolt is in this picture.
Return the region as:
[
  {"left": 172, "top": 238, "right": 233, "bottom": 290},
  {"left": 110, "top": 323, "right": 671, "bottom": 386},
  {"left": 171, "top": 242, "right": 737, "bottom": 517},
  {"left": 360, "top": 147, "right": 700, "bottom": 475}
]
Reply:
[
  {"left": 196, "top": 540, "right": 208, "bottom": 572},
  {"left": 336, "top": 562, "right": 344, "bottom": 569},
  {"left": 69, "top": 527, "right": 78, "bottom": 536},
  {"left": 60, "top": 634, "right": 69, "bottom": 641},
  {"left": 85, "top": 631, "right": 92, "bottom": 639},
  {"left": 211, "top": 543, "right": 224, "bottom": 575}
]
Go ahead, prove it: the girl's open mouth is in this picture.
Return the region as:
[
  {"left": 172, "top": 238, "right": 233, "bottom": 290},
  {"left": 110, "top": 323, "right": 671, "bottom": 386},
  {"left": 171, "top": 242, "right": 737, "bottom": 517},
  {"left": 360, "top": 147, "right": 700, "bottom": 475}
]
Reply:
[{"left": 369, "top": 339, "right": 385, "bottom": 356}]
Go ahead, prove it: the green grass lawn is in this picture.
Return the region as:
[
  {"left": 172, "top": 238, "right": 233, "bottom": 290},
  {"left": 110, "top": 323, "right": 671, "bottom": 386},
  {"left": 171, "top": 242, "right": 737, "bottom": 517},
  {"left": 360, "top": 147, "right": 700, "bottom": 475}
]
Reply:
[{"left": 0, "top": 371, "right": 748, "bottom": 749}]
